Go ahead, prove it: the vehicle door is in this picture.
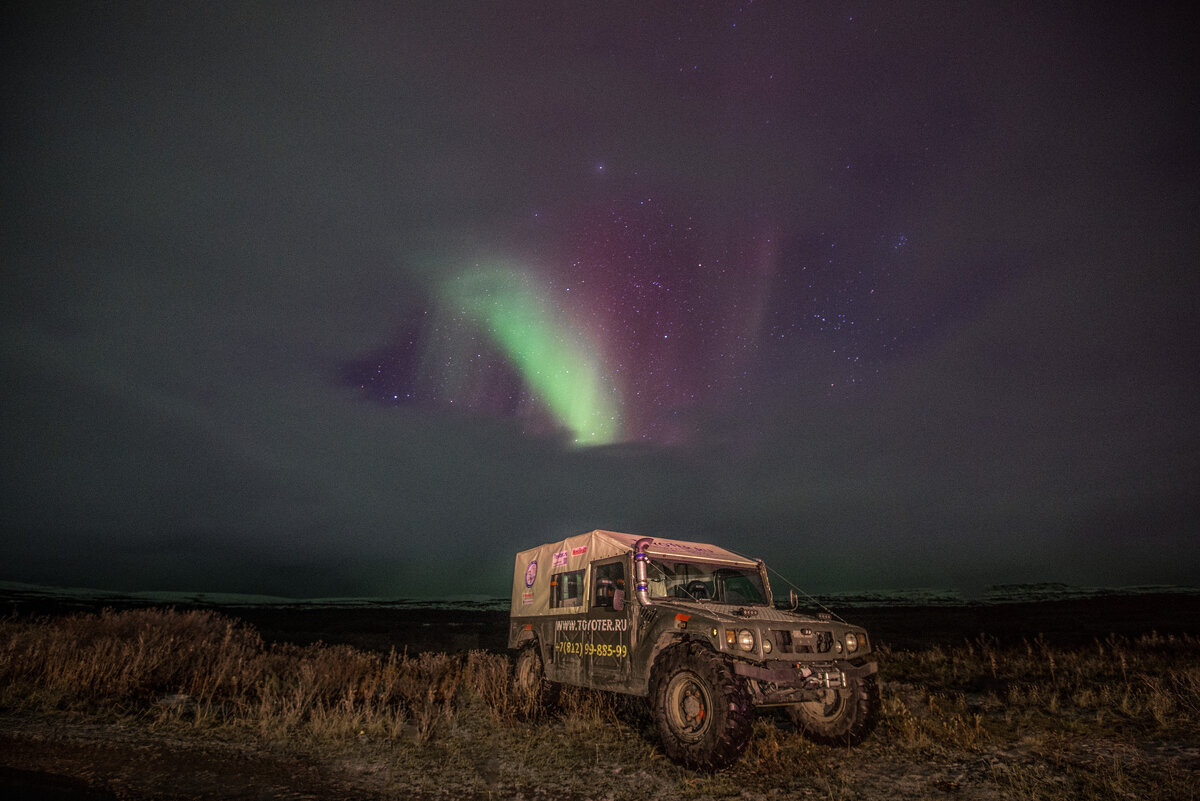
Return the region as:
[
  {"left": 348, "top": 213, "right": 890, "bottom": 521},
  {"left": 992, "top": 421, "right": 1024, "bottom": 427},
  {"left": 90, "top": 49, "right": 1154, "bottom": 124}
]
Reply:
[{"left": 585, "top": 557, "right": 633, "bottom": 688}]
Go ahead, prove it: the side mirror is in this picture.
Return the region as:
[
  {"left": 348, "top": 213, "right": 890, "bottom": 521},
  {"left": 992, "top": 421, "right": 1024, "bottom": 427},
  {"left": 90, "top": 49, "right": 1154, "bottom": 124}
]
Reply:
[
  {"left": 789, "top": 589, "right": 799, "bottom": 610},
  {"left": 613, "top": 589, "right": 624, "bottom": 611}
]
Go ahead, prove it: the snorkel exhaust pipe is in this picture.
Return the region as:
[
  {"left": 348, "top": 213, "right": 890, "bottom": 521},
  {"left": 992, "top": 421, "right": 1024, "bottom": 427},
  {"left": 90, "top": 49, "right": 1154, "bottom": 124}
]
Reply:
[{"left": 633, "top": 537, "right": 654, "bottom": 606}]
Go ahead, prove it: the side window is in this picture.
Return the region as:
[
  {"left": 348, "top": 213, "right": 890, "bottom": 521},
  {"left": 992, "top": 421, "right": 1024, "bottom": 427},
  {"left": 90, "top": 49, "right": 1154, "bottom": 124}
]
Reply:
[
  {"left": 550, "top": 569, "right": 584, "bottom": 609},
  {"left": 592, "top": 560, "right": 626, "bottom": 608}
]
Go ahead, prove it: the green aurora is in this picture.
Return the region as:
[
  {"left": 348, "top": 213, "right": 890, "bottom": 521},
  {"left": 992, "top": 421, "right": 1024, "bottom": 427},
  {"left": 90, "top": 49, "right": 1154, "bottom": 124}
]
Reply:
[{"left": 440, "top": 266, "right": 620, "bottom": 446}]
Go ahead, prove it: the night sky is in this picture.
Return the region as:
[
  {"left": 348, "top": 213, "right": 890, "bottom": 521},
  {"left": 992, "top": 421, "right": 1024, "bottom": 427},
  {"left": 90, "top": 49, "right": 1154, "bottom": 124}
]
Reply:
[{"left": 3, "top": 2, "right": 1197, "bottom": 599}]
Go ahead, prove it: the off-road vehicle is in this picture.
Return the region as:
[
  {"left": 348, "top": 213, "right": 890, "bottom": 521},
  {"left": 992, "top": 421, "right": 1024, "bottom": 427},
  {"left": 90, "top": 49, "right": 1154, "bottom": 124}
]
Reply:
[{"left": 508, "top": 530, "right": 879, "bottom": 770}]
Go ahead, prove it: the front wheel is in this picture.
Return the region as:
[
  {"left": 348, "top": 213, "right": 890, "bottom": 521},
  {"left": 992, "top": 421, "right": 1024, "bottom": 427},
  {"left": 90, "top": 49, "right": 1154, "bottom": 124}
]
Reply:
[
  {"left": 650, "top": 643, "right": 754, "bottom": 770},
  {"left": 786, "top": 671, "right": 879, "bottom": 746}
]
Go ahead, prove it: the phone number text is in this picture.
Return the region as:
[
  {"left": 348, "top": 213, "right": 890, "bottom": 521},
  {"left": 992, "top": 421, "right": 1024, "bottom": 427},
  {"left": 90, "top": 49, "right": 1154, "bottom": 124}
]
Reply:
[{"left": 555, "top": 641, "right": 628, "bottom": 659}]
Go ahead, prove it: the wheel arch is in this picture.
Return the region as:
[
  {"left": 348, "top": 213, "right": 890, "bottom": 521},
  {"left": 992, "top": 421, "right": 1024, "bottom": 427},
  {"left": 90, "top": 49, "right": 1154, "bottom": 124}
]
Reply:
[
  {"left": 648, "top": 633, "right": 724, "bottom": 684},
  {"left": 513, "top": 628, "right": 556, "bottom": 672}
]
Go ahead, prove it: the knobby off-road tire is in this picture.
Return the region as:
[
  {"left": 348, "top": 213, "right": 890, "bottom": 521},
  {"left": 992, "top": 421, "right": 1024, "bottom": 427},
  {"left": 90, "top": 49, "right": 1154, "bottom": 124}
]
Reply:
[
  {"left": 786, "top": 672, "right": 880, "bottom": 746},
  {"left": 650, "top": 642, "right": 754, "bottom": 771},
  {"left": 512, "top": 643, "right": 559, "bottom": 719}
]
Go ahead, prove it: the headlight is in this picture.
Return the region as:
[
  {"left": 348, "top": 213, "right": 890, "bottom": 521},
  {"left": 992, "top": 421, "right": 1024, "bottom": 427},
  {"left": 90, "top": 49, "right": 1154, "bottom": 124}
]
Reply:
[
  {"left": 762, "top": 636, "right": 773, "bottom": 655},
  {"left": 737, "top": 629, "right": 755, "bottom": 652},
  {"left": 845, "top": 632, "right": 859, "bottom": 654}
]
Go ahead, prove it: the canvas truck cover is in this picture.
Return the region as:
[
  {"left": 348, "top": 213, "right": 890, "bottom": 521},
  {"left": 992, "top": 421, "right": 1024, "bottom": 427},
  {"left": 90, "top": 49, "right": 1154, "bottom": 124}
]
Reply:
[{"left": 511, "top": 529, "right": 758, "bottom": 616}]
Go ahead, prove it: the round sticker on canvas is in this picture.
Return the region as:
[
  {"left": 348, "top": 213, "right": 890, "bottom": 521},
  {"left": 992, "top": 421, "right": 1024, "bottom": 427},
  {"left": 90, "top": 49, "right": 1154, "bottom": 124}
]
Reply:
[{"left": 524, "top": 560, "right": 538, "bottom": 587}]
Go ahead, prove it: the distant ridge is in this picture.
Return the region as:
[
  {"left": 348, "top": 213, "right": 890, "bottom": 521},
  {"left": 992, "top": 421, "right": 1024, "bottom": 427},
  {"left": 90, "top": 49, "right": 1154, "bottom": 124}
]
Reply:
[
  {"left": 3, "top": 580, "right": 1197, "bottom": 612},
  {"left": 0, "top": 580, "right": 510, "bottom": 612},
  {"left": 818, "top": 583, "right": 1200, "bottom": 608}
]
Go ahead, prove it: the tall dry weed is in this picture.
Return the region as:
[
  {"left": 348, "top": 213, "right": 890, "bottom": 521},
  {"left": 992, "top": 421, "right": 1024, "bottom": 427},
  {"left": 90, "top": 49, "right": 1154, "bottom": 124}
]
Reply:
[
  {"left": 465, "top": 649, "right": 518, "bottom": 721},
  {"left": 0, "top": 609, "right": 466, "bottom": 742},
  {"left": 0, "top": 608, "right": 261, "bottom": 709}
]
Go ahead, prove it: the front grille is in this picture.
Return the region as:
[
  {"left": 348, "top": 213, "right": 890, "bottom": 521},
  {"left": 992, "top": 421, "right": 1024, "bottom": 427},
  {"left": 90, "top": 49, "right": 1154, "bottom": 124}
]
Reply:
[{"left": 770, "top": 628, "right": 832, "bottom": 654}]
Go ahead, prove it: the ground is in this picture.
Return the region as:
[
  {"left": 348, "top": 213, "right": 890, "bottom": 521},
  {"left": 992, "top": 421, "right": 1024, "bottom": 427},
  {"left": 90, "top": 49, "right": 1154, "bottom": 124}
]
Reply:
[
  {"left": 2, "top": 590, "right": 1198, "bottom": 799},
  {"left": 4, "top": 704, "right": 1197, "bottom": 800}
]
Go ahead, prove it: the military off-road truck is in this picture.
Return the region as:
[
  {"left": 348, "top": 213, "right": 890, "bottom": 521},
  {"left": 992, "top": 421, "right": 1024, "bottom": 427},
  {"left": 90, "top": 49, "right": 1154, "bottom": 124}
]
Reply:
[{"left": 508, "top": 530, "right": 880, "bottom": 770}]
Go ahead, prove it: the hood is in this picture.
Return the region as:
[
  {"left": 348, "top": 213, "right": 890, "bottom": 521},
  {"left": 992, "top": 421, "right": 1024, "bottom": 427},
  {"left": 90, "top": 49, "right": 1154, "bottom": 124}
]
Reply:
[{"left": 651, "top": 600, "right": 844, "bottom": 627}]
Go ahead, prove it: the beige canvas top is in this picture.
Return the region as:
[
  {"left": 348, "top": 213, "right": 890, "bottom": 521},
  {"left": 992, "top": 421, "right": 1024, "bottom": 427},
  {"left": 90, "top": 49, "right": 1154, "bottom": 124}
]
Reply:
[{"left": 510, "top": 529, "right": 757, "bottom": 616}]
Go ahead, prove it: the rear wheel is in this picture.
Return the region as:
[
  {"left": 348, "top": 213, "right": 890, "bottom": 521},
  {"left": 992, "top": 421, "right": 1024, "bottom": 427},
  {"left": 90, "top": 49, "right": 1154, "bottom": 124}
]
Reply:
[
  {"left": 786, "top": 672, "right": 879, "bottom": 746},
  {"left": 512, "top": 644, "right": 559, "bottom": 718},
  {"left": 650, "top": 643, "right": 753, "bottom": 770}
]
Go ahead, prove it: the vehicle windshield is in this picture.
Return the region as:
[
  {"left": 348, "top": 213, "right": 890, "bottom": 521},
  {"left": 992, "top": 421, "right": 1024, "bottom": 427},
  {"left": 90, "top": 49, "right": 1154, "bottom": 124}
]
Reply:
[{"left": 646, "top": 559, "right": 767, "bottom": 605}]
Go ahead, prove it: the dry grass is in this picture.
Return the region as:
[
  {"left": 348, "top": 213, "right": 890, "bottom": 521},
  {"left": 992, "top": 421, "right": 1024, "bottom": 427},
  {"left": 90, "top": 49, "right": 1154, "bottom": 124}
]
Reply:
[
  {"left": 2, "top": 608, "right": 1198, "bottom": 799},
  {"left": 881, "top": 632, "right": 1200, "bottom": 747},
  {"left": 0, "top": 608, "right": 467, "bottom": 743},
  {"left": 876, "top": 632, "right": 1200, "bottom": 800}
]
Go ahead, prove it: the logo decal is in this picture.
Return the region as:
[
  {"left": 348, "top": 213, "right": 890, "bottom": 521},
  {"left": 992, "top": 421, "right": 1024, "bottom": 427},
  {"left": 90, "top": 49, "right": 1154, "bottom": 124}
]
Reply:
[
  {"left": 571, "top": 546, "right": 588, "bottom": 556},
  {"left": 553, "top": 550, "right": 569, "bottom": 567},
  {"left": 524, "top": 560, "right": 538, "bottom": 587}
]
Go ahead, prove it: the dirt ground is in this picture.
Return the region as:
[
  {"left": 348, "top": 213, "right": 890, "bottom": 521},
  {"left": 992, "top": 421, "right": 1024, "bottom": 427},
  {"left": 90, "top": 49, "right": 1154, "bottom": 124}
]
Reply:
[
  {"left": 3, "top": 704, "right": 1197, "bottom": 801},
  {"left": 0, "top": 710, "right": 392, "bottom": 800}
]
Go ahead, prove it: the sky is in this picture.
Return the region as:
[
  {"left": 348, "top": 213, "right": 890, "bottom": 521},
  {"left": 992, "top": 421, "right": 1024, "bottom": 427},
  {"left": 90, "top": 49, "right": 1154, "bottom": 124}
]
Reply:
[{"left": 2, "top": 2, "right": 1197, "bottom": 599}]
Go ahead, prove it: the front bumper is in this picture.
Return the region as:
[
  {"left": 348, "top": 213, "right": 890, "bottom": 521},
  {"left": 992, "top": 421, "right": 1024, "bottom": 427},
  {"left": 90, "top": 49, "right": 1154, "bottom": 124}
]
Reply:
[{"left": 733, "top": 658, "right": 878, "bottom": 691}]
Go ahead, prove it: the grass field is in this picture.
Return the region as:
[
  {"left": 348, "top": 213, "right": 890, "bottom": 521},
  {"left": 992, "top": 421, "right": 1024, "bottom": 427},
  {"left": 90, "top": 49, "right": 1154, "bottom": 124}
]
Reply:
[{"left": 2, "top": 607, "right": 1198, "bottom": 799}]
